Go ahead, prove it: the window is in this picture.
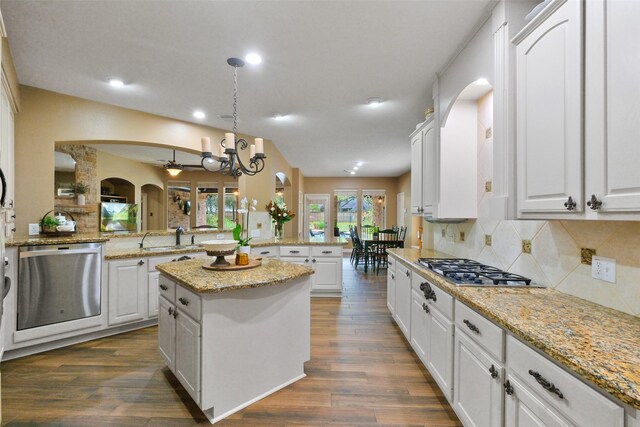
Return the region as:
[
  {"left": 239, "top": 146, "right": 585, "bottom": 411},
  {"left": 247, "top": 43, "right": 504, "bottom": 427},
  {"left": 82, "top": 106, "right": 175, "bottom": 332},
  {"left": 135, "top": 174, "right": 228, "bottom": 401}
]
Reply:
[
  {"left": 334, "top": 190, "right": 358, "bottom": 237},
  {"left": 223, "top": 184, "right": 239, "bottom": 230},
  {"left": 196, "top": 183, "right": 218, "bottom": 229},
  {"left": 167, "top": 181, "right": 191, "bottom": 230},
  {"left": 362, "top": 190, "right": 386, "bottom": 229}
]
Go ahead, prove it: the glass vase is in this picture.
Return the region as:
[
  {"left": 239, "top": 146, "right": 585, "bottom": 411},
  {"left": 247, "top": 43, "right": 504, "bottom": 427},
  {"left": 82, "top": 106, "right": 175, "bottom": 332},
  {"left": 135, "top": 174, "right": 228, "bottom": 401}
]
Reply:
[{"left": 275, "top": 222, "right": 284, "bottom": 241}]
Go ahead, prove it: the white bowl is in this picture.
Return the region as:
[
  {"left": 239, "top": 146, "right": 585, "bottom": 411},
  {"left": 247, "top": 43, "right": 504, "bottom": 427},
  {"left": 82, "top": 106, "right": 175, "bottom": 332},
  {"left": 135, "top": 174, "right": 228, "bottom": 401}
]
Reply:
[{"left": 201, "top": 240, "right": 238, "bottom": 253}]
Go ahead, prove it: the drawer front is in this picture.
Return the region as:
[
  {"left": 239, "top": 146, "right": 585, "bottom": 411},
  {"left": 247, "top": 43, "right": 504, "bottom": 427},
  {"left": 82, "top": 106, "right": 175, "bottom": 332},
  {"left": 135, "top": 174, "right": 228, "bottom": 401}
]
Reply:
[
  {"left": 396, "top": 261, "right": 411, "bottom": 281},
  {"left": 148, "top": 255, "right": 177, "bottom": 272},
  {"left": 455, "top": 300, "right": 504, "bottom": 362},
  {"left": 507, "top": 336, "right": 623, "bottom": 427},
  {"left": 280, "top": 246, "right": 310, "bottom": 257},
  {"left": 251, "top": 246, "right": 278, "bottom": 258},
  {"left": 387, "top": 255, "right": 397, "bottom": 275},
  {"left": 159, "top": 275, "right": 176, "bottom": 303},
  {"left": 310, "top": 246, "right": 341, "bottom": 257},
  {"left": 176, "top": 285, "right": 202, "bottom": 321},
  {"left": 411, "top": 273, "right": 453, "bottom": 320}
]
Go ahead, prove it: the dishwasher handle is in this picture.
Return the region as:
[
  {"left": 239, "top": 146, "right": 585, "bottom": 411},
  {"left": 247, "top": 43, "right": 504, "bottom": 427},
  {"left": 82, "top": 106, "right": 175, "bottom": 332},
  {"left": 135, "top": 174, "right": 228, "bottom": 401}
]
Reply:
[
  {"left": 2, "top": 276, "right": 10, "bottom": 300},
  {"left": 19, "top": 248, "right": 101, "bottom": 258}
]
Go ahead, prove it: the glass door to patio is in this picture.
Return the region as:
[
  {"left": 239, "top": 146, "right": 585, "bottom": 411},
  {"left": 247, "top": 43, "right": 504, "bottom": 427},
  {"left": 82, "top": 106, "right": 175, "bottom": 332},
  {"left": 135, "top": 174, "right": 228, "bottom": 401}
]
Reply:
[{"left": 305, "top": 194, "right": 330, "bottom": 241}]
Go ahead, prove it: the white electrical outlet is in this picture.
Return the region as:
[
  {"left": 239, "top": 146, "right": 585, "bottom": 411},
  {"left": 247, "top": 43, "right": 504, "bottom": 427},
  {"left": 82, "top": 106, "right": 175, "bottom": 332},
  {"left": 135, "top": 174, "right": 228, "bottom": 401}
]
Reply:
[
  {"left": 216, "top": 234, "right": 225, "bottom": 240},
  {"left": 251, "top": 229, "right": 261, "bottom": 238},
  {"left": 28, "top": 223, "right": 40, "bottom": 235},
  {"left": 592, "top": 256, "right": 616, "bottom": 283}
]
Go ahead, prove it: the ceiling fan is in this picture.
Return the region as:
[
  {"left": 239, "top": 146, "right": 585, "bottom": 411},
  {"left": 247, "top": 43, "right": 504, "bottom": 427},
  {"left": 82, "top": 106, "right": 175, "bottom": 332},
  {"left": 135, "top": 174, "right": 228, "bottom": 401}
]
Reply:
[{"left": 161, "top": 149, "right": 218, "bottom": 176}]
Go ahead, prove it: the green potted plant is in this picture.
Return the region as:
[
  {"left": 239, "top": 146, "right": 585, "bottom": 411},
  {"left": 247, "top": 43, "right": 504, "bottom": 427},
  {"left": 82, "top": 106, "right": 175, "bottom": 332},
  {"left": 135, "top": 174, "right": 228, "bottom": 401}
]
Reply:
[
  {"left": 41, "top": 215, "right": 59, "bottom": 233},
  {"left": 233, "top": 223, "right": 253, "bottom": 254},
  {"left": 74, "top": 182, "right": 89, "bottom": 205}
]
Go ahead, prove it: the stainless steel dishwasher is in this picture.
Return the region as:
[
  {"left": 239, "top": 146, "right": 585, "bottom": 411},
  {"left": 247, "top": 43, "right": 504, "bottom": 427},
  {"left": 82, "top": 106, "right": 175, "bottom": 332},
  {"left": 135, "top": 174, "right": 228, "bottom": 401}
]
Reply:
[{"left": 18, "top": 243, "right": 102, "bottom": 330}]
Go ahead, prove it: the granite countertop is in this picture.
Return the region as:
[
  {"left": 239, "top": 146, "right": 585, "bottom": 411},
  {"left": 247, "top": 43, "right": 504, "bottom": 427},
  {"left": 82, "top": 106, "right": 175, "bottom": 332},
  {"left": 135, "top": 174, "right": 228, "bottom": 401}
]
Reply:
[
  {"left": 7, "top": 233, "right": 109, "bottom": 247},
  {"left": 250, "top": 237, "right": 348, "bottom": 247},
  {"left": 156, "top": 257, "right": 314, "bottom": 294},
  {"left": 388, "top": 248, "right": 640, "bottom": 410}
]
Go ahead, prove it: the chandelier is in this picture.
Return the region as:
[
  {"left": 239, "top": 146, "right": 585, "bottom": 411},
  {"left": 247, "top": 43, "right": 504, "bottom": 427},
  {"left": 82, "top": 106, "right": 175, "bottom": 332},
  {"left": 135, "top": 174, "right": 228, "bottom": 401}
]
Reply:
[{"left": 200, "top": 57, "right": 266, "bottom": 177}]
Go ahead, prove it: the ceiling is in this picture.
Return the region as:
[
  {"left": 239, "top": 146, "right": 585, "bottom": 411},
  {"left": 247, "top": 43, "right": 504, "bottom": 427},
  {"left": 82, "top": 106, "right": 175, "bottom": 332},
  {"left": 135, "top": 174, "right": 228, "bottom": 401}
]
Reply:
[{"left": 2, "top": 0, "right": 493, "bottom": 177}]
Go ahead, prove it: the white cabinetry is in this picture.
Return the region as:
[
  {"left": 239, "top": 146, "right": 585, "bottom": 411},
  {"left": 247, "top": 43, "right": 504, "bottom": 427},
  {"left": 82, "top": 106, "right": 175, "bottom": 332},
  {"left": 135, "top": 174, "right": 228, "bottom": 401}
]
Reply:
[
  {"left": 505, "top": 374, "right": 573, "bottom": 427},
  {"left": 410, "top": 129, "right": 423, "bottom": 215},
  {"left": 514, "top": 0, "right": 583, "bottom": 215},
  {"left": 393, "top": 262, "right": 411, "bottom": 339},
  {"left": 0, "top": 77, "right": 16, "bottom": 238},
  {"left": 410, "top": 117, "right": 436, "bottom": 216},
  {"left": 410, "top": 289, "right": 428, "bottom": 362},
  {"left": 279, "top": 246, "right": 342, "bottom": 295},
  {"left": 386, "top": 255, "right": 397, "bottom": 314},
  {"left": 251, "top": 246, "right": 278, "bottom": 258},
  {"left": 108, "top": 258, "right": 147, "bottom": 325},
  {"left": 158, "top": 292, "right": 176, "bottom": 370}
]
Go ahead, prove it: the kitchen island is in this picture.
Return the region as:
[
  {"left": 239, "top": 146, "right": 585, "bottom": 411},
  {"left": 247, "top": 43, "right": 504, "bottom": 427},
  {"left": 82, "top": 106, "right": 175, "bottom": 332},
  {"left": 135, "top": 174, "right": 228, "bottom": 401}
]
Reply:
[{"left": 155, "top": 257, "right": 314, "bottom": 424}]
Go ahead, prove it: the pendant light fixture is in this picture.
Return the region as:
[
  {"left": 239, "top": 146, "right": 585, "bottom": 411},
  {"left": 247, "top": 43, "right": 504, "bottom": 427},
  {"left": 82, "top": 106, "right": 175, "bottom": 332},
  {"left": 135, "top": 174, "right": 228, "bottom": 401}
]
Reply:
[
  {"left": 164, "top": 150, "right": 183, "bottom": 177},
  {"left": 200, "top": 57, "right": 266, "bottom": 178}
]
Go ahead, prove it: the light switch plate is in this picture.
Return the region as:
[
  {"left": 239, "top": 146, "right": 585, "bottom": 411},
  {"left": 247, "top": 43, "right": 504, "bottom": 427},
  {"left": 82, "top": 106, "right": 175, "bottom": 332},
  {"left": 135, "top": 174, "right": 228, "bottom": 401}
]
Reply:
[
  {"left": 216, "top": 234, "right": 225, "bottom": 240},
  {"left": 251, "top": 229, "right": 261, "bottom": 238},
  {"left": 28, "top": 223, "right": 40, "bottom": 235},
  {"left": 592, "top": 256, "right": 616, "bottom": 283}
]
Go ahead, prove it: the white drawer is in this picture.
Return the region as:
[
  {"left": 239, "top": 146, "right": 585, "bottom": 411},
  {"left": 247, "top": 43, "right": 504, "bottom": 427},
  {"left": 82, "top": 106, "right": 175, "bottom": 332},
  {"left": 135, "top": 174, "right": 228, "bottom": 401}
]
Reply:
[
  {"left": 176, "top": 285, "right": 202, "bottom": 321},
  {"left": 158, "top": 275, "right": 176, "bottom": 303},
  {"left": 411, "top": 273, "right": 453, "bottom": 320},
  {"left": 455, "top": 300, "right": 504, "bottom": 362},
  {"left": 507, "top": 336, "right": 623, "bottom": 427},
  {"left": 396, "top": 261, "right": 412, "bottom": 280},
  {"left": 251, "top": 246, "right": 278, "bottom": 258},
  {"left": 310, "top": 246, "right": 341, "bottom": 257},
  {"left": 387, "top": 255, "right": 397, "bottom": 275},
  {"left": 280, "top": 246, "right": 310, "bottom": 257}
]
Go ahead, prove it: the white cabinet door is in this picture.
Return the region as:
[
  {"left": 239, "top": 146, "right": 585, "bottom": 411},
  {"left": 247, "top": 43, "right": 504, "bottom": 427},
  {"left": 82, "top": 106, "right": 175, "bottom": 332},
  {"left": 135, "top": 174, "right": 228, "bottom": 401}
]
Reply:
[
  {"left": 515, "top": 0, "right": 583, "bottom": 214},
  {"left": 312, "top": 257, "right": 341, "bottom": 292},
  {"left": 410, "top": 131, "right": 423, "bottom": 214},
  {"left": 386, "top": 268, "right": 396, "bottom": 314},
  {"left": 148, "top": 271, "right": 160, "bottom": 318},
  {"left": 505, "top": 374, "right": 573, "bottom": 427},
  {"left": 394, "top": 264, "right": 411, "bottom": 339},
  {"left": 454, "top": 330, "right": 503, "bottom": 427},
  {"left": 175, "top": 310, "right": 201, "bottom": 406},
  {"left": 585, "top": 0, "right": 640, "bottom": 213},
  {"left": 421, "top": 121, "right": 437, "bottom": 215},
  {"left": 158, "top": 296, "right": 176, "bottom": 371},
  {"left": 427, "top": 306, "right": 454, "bottom": 401},
  {"left": 409, "top": 289, "right": 429, "bottom": 363},
  {"left": 108, "top": 259, "right": 146, "bottom": 325}
]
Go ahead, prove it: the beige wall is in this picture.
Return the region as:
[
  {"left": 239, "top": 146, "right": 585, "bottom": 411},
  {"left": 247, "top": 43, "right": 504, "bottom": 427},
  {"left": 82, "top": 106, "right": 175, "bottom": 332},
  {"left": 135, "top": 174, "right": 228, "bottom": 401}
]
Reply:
[
  {"left": 397, "top": 170, "right": 420, "bottom": 248},
  {"left": 14, "top": 86, "right": 291, "bottom": 234}
]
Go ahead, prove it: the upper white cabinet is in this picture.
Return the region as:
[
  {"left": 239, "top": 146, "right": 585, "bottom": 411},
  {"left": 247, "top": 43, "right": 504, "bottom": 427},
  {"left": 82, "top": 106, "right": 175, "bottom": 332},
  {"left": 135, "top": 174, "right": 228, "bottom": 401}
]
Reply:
[
  {"left": 515, "top": 0, "right": 640, "bottom": 218},
  {"left": 514, "top": 0, "right": 583, "bottom": 215},
  {"left": 410, "top": 120, "right": 426, "bottom": 215},
  {"left": 585, "top": 0, "right": 640, "bottom": 215}
]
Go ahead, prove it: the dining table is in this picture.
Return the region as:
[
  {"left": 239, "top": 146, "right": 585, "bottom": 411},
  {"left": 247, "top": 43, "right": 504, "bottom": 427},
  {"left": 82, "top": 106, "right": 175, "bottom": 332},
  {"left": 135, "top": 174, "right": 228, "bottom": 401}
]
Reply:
[{"left": 360, "top": 239, "right": 403, "bottom": 273}]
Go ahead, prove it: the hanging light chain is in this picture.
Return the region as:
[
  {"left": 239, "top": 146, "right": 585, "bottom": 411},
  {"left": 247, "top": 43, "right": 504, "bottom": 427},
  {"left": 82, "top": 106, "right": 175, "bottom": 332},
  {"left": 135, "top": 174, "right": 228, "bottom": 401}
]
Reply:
[{"left": 232, "top": 65, "right": 239, "bottom": 136}]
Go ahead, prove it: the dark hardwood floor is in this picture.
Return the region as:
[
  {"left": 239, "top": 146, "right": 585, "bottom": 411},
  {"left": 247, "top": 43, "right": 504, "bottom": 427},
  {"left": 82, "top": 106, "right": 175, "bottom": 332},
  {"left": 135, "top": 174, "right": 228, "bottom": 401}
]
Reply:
[{"left": 1, "top": 257, "right": 461, "bottom": 426}]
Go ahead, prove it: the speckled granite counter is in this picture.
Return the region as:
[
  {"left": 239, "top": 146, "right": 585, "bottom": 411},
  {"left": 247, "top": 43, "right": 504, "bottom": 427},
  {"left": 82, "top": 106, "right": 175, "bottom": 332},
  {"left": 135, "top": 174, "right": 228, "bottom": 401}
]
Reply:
[
  {"left": 156, "top": 257, "right": 314, "bottom": 294},
  {"left": 105, "top": 246, "right": 206, "bottom": 260},
  {"left": 388, "top": 248, "right": 640, "bottom": 410},
  {"left": 7, "top": 233, "right": 109, "bottom": 247}
]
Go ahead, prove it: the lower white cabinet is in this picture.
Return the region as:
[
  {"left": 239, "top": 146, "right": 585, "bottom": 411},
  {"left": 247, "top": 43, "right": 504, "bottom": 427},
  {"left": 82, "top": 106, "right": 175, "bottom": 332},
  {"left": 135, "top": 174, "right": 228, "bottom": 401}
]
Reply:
[
  {"left": 279, "top": 246, "right": 342, "bottom": 294},
  {"left": 387, "top": 256, "right": 397, "bottom": 314},
  {"left": 427, "top": 305, "right": 453, "bottom": 400},
  {"left": 158, "top": 295, "right": 176, "bottom": 370},
  {"left": 505, "top": 374, "right": 573, "bottom": 427},
  {"left": 148, "top": 271, "right": 160, "bottom": 318},
  {"left": 410, "top": 289, "right": 428, "bottom": 362},
  {"left": 108, "top": 258, "right": 147, "bottom": 325},
  {"left": 393, "top": 262, "right": 411, "bottom": 339},
  {"left": 453, "top": 329, "right": 504, "bottom": 427}
]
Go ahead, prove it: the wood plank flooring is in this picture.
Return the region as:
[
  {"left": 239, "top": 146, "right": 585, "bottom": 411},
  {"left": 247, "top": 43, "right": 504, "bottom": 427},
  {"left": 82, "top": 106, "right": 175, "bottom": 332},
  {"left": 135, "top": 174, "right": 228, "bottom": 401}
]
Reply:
[{"left": 1, "top": 257, "right": 461, "bottom": 426}]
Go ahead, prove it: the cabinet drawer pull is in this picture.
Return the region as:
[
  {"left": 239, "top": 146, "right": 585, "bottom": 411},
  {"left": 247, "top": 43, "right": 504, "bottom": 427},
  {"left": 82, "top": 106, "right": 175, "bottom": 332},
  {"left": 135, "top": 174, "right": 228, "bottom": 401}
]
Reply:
[
  {"left": 138, "top": 260, "right": 145, "bottom": 266},
  {"left": 419, "top": 282, "right": 437, "bottom": 302},
  {"left": 173, "top": 310, "right": 178, "bottom": 318},
  {"left": 289, "top": 250, "right": 300, "bottom": 254},
  {"left": 178, "top": 297, "right": 189, "bottom": 306},
  {"left": 168, "top": 307, "right": 173, "bottom": 316},
  {"left": 564, "top": 196, "right": 576, "bottom": 211},
  {"left": 388, "top": 260, "right": 392, "bottom": 266},
  {"left": 260, "top": 251, "right": 270, "bottom": 255},
  {"left": 405, "top": 270, "right": 410, "bottom": 277},
  {"left": 391, "top": 274, "right": 395, "bottom": 279},
  {"left": 160, "top": 284, "right": 168, "bottom": 291},
  {"left": 422, "top": 302, "right": 430, "bottom": 313},
  {"left": 528, "top": 370, "right": 564, "bottom": 399},
  {"left": 504, "top": 380, "right": 514, "bottom": 395},
  {"left": 305, "top": 259, "right": 309, "bottom": 263},
  {"left": 322, "top": 250, "right": 332, "bottom": 254},
  {"left": 489, "top": 364, "right": 498, "bottom": 379},
  {"left": 312, "top": 258, "right": 316, "bottom": 263},
  {"left": 587, "top": 194, "right": 602, "bottom": 210},
  {"left": 463, "top": 319, "right": 480, "bottom": 334}
]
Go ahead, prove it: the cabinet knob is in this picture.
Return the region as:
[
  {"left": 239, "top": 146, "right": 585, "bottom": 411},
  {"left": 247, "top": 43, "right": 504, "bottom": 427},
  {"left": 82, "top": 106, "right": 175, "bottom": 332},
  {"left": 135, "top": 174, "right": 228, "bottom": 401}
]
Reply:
[
  {"left": 489, "top": 364, "right": 498, "bottom": 379},
  {"left": 422, "top": 302, "right": 430, "bottom": 313},
  {"left": 138, "top": 260, "right": 145, "bottom": 266},
  {"left": 504, "top": 380, "right": 514, "bottom": 395},
  {"left": 586, "top": 194, "right": 602, "bottom": 211},
  {"left": 178, "top": 297, "right": 189, "bottom": 306},
  {"left": 305, "top": 259, "right": 309, "bottom": 263},
  {"left": 173, "top": 310, "right": 178, "bottom": 318},
  {"left": 168, "top": 307, "right": 173, "bottom": 316},
  {"left": 564, "top": 196, "right": 577, "bottom": 211},
  {"left": 159, "top": 284, "right": 168, "bottom": 291},
  {"left": 312, "top": 258, "right": 316, "bottom": 263},
  {"left": 391, "top": 274, "right": 395, "bottom": 280},
  {"left": 405, "top": 271, "right": 410, "bottom": 278}
]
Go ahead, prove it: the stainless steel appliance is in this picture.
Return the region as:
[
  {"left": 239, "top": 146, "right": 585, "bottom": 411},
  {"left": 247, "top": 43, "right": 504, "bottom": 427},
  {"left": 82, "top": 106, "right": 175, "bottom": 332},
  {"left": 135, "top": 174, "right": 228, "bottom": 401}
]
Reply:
[
  {"left": 0, "top": 166, "right": 10, "bottom": 359},
  {"left": 417, "top": 258, "right": 540, "bottom": 287},
  {"left": 18, "top": 243, "right": 101, "bottom": 330}
]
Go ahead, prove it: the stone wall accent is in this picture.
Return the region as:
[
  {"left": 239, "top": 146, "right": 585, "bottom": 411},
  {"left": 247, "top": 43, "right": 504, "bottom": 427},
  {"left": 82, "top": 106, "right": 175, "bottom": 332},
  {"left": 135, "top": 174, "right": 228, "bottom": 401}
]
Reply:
[{"left": 168, "top": 189, "right": 190, "bottom": 229}]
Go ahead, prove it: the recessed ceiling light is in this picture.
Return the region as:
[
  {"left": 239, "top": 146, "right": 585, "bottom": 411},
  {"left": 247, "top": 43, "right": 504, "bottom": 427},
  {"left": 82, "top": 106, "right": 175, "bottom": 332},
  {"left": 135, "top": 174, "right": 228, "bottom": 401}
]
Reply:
[
  {"left": 245, "top": 53, "right": 262, "bottom": 65},
  {"left": 475, "top": 78, "right": 490, "bottom": 85},
  {"left": 273, "top": 113, "right": 287, "bottom": 120},
  {"left": 193, "top": 110, "right": 206, "bottom": 119},
  {"left": 366, "top": 97, "right": 383, "bottom": 107},
  {"left": 353, "top": 166, "right": 359, "bottom": 170},
  {"left": 350, "top": 171, "right": 356, "bottom": 175},
  {"left": 356, "top": 161, "right": 364, "bottom": 167},
  {"left": 108, "top": 78, "right": 125, "bottom": 88}
]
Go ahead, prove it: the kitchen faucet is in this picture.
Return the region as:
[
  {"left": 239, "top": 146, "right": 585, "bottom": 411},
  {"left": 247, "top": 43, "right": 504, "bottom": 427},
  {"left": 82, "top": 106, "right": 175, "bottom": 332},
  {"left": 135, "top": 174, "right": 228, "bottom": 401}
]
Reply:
[
  {"left": 176, "top": 226, "right": 184, "bottom": 246},
  {"left": 139, "top": 232, "right": 150, "bottom": 249}
]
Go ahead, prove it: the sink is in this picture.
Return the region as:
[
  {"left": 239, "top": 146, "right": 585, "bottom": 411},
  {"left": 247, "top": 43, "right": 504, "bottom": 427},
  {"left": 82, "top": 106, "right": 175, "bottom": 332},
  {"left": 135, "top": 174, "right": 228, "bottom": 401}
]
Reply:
[{"left": 142, "top": 245, "right": 202, "bottom": 252}]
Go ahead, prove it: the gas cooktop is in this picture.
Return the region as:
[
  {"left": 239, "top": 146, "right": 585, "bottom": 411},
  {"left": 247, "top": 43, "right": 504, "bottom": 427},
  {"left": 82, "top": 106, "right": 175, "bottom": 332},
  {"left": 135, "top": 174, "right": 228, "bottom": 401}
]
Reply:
[{"left": 417, "top": 258, "right": 541, "bottom": 287}]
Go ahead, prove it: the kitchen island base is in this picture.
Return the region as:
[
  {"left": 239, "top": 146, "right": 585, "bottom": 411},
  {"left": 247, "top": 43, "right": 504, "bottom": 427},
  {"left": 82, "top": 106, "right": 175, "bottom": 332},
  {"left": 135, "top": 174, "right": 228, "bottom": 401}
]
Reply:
[{"left": 158, "top": 273, "right": 311, "bottom": 425}]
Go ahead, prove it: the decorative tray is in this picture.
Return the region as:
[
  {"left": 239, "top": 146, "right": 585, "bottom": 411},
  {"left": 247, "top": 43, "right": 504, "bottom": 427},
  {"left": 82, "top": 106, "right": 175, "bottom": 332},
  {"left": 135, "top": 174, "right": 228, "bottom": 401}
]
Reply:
[{"left": 202, "top": 257, "right": 262, "bottom": 271}]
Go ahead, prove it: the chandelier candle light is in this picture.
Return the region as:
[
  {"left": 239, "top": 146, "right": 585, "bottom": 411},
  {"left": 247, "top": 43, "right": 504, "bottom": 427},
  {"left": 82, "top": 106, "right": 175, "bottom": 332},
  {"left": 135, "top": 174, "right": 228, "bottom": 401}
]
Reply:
[{"left": 200, "top": 58, "right": 266, "bottom": 177}]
